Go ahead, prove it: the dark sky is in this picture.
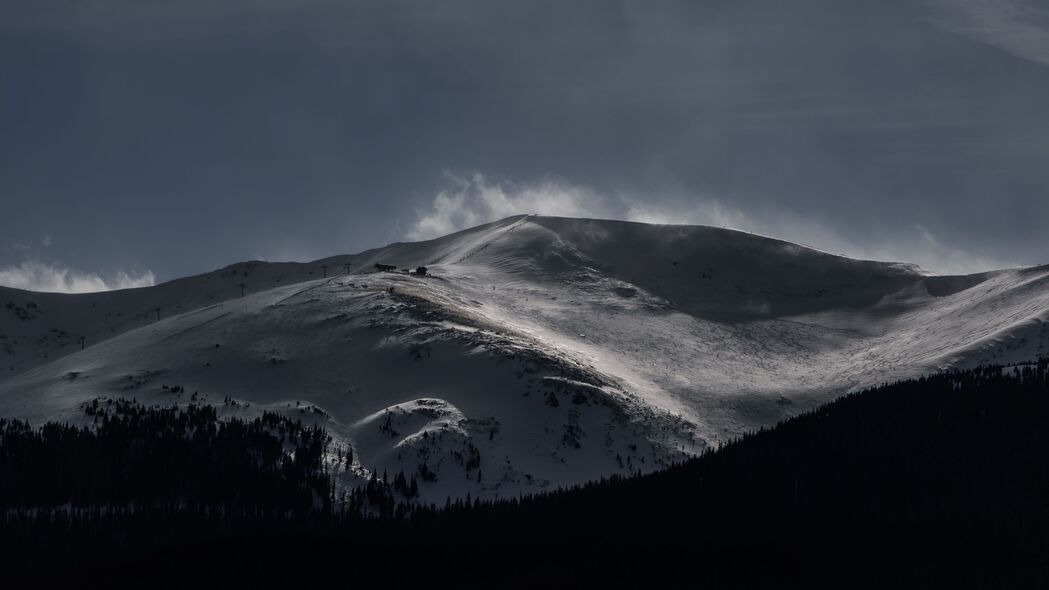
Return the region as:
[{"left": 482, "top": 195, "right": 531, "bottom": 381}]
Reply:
[{"left": 2, "top": 0, "right": 1048, "bottom": 291}]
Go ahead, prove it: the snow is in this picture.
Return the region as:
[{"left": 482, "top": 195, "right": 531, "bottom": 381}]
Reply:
[{"left": 1, "top": 214, "right": 1047, "bottom": 501}]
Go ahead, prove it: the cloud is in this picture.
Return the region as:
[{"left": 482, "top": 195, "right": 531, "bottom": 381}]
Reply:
[
  {"left": 406, "top": 173, "right": 613, "bottom": 241},
  {"left": 932, "top": 0, "right": 1049, "bottom": 67},
  {"left": 0, "top": 261, "right": 155, "bottom": 294},
  {"left": 409, "top": 173, "right": 1017, "bottom": 275},
  {"left": 624, "top": 199, "right": 1016, "bottom": 275},
  {"left": 624, "top": 199, "right": 757, "bottom": 234}
]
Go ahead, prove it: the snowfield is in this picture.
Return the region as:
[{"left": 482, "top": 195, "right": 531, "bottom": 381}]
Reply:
[{"left": 2, "top": 215, "right": 1047, "bottom": 501}]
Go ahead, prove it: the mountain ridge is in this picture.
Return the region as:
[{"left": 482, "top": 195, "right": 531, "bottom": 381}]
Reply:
[{"left": 1, "top": 215, "right": 1047, "bottom": 501}]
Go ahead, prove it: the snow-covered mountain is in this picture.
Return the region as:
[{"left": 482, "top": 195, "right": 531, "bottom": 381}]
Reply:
[{"left": 2, "top": 215, "right": 1048, "bottom": 501}]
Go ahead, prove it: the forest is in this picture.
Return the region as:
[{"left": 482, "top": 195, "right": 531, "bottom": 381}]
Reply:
[{"left": 2, "top": 362, "right": 1049, "bottom": 587}]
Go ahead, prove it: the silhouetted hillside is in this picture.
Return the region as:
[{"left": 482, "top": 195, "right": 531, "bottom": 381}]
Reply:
[{"left": 4, "top": 362, "right": 1049, "bottom": 587}]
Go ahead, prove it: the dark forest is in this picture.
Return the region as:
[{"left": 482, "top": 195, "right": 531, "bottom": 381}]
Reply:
[{"left": 3, "top": 362, "right": 1049, "bottom": 588}]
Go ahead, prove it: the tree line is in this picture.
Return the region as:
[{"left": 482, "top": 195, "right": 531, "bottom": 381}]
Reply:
[{"left": 3, "top": 361, "right": 1049, "bottom": 587}]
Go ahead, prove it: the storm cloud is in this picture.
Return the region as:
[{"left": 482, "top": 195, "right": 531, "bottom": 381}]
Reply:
[{"left": 1, "top": 0, "right": 1046, "bottom": 284}]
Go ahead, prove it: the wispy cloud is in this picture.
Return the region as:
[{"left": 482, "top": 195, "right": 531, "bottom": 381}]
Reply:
[
  {"left": 407, "top": 173, "right": 613, "bottom": 241},
  {"left": 932, "top": 0, "right": 1049, "bottom": 67},
  {"left": 0, "top": 261, "right": 155, "bottom": 294},
  {"left": 623, "top": 200, "right": 1016, "bottom": 275},
  {"left": 409, "top": 173, "right": 1018, "bottom": 275}
]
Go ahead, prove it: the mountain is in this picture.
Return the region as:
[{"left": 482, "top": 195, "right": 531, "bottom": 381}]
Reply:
[{"left": 1, "top": 215, "right": 1048, "bottom": 501}]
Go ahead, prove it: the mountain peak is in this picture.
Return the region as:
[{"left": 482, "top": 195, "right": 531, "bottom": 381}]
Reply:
[{"left": 2, "top": 217, "right": 1048, "bottom": 502}]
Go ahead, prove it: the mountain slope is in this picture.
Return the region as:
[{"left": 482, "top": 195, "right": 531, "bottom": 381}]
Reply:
[{"left": 1, "top": 215, "right": 1047, "bottom": 500}]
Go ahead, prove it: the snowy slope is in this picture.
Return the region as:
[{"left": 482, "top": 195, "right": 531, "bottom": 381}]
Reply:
[
  {"left": 0, "top": 257, "right": 359, "bottom": 375},
  {"left": 1, "top": 215, "right": 1047, "bottom": 501}
]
